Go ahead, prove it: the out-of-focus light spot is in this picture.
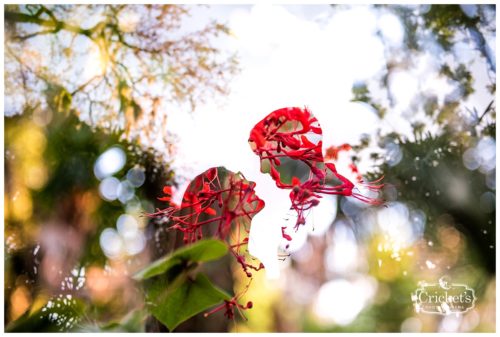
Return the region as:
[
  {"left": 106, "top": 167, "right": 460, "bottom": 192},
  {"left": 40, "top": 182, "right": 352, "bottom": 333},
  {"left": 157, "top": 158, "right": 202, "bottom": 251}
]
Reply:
[
  {"left": 292, "top": 241, "right": 313, "bottom": 263},
  {"left": 125, "top": 197, "right": 142, "bottom": 214},
  {"left": 409, "top": 209, "right": 426, "bottom": 234},
  {"left": 99, "top": 177, "right": 120, "bottom": 201},
  {"left": 126, "top": 166, "right": 146, "bottom": 187},
  {"left": 12, "top": 123, "right": 47, "bottom": 157},
  {"left": 377, "top": 202, "right": 422, "bottom": 247},
  {"left": 10, "top": 285, "right": 32, "bottom": 321},
  {"left": 116, "top": 214, "right": 138, "bottom": 239},
  {"left": 24, "top": 164, "right": 48, "bottom": 190},
  {"left": 378, "top": 12, "right": 404, "bottom": 47},
  {"left": 100, "top": 215, "right": 146, "bottom": 258},
  {"left": 11, "top": 188, "right": 33, "bottom": 221},
  {"left": 340, "top": 197, "right": 364, "bottom": 218},
  {"left": 118, "top": 8, "right": 141, "bottom": 32},
  {"left": 460, "top": 4, "right": 478, "bottom": 18},
  {"left": 425, "top": 260, "right": 436, "bottom": 269},
  {"left": 119, "top": 214, "right": 148, "bottom": 254},
  {"left": 463, "top": 137, "right": 496, "bottom": 173},
  {"left": 447, "top": 176, "right": 469, "bottom": 205},
  {"left": 86, "top": 266, "right": 111, "bottom": 303},
  {"left": 438, "top": 226, "right": 461, "bottom": 250},
  {"left": 325, "top": 221, "right": 358, "bottom": 274},
  {"left": 117, "top": 180, "right": 135, "bottom": 203},
  {"left": 479, "top": 191, "right": 495, "bottom": 213},
  {"left": 401, "top": 317, "right": 422, "bottom": 332},
  {"left": 486, "top": 170, "right": 495, "bottom": 190},
  {"left": 99, "top": 228, "right": 123, "bottom": 259},
  {"left": 389, "top": 71, "right": 419, "bottom": 110},
  {"left": 385, "top": 142, "right": 403, "bottom": 167},
  {"left": 461, "top": 310, "right": 480, "bottom": 331},
  {"left": 32, "top": 106, "right": 53, "bottom": 127},
  {"left": 123, "top": 233, "right": 146, "bottom": 255},
  {"left": 476, "top": 137, "right": 496, "bottom": 173},
  {"left": 5, "top": 233, "right": 21, "bottom": 253},
  {"left": 94, "top": 147, "right": 126, "bottom": 180},
  {"left": 439, "top": 314, "right": 462, "bottom": 332},
  {"left": 313, "top": 277, "right": 376, "bottom": 326}
]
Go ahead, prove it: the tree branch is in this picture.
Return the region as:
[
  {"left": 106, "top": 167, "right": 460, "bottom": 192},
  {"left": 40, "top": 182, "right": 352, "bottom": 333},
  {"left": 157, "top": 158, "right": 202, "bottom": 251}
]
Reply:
[{"left": 5, "top": 10, "right": 93, "bottom": 38}]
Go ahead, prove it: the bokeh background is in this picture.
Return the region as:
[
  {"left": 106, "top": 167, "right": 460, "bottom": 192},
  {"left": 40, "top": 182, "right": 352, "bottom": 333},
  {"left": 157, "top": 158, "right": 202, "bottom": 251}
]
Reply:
[{"left": 3, "top": 4, "right": 496, "bottom": 332}]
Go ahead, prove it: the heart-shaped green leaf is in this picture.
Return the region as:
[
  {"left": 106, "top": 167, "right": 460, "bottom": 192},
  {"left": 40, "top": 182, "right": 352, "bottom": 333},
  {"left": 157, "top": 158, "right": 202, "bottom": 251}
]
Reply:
[
  {"left": 134, "top": 239, "right": 228, "bottom": 280},
  {"left": 146, "top": 273, "right": 231, "bottom": 331}
]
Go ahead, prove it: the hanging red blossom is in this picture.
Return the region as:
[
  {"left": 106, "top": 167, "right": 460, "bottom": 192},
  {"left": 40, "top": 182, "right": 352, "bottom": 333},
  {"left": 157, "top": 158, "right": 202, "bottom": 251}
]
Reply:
[
  {"left": 325, "top": 144, "right": 365, "bottom": 183},
  {"left": 324, "top": 143, "right": 352, "bottom": 161},
  {"left": 249, "top": 106, "right": 384, "bottom": 235},
  {"left": 204, "top": 280, "right": 253, "bottom": 320},
  {"left": 150, "top": 167, "right": 265, "bottom": 278}
]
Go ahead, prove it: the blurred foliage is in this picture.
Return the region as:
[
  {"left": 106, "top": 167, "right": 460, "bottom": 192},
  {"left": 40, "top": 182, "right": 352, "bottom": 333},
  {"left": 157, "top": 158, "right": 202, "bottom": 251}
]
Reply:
[
  {"left": 300, "top": 4, "right": 496, "bottom": 333},
  {"left": 4, "top": 105, "right": 171, "bottom": 331},
  {"left": 6, "top": 296, "right": 87, "bottom": 332},
  {"left": 4, "top": 4, "right": 240, "bottom": 332},
  {"left": 5, "top": 4, "right": 239, "bottom": 160},
  {"left": 4, "top": 4, "right": 497, "bottom": 333}
]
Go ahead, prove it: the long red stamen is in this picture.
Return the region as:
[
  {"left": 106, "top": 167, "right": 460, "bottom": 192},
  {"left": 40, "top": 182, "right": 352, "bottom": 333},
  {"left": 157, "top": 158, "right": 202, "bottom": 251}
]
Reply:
[{"left": 249, "top": 107, "right": 384, "bottom": 232}]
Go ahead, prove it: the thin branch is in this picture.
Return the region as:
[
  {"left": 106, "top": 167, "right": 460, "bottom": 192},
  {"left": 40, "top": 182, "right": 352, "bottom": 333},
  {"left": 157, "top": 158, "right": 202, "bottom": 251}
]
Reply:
[
  {"left": 5, "top": 10, "right": 93, "bottom": 38},
  {"left": 14, "top": 29, "right": 59, "bottom": 41},
  {"left": 70, "top": 75, "right": 102, "bottom": 96},
  {"left": 478, "top": 100, "right": 494, "bottom": 124}
]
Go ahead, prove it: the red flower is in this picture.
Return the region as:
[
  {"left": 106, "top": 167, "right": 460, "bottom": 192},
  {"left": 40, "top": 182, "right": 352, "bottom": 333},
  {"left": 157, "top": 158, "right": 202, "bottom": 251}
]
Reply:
[
  {"left": 249, "top": 107, "right": 384, "bottom": 236},
  {"left": 150, "top": 167, "right": 265, "bottom": 277},
  {"left": 204, "top": 280, "right": 254, "bottom": 320},
  {"left": 324, "top": 143, "right": 352, "bottom": 161}
]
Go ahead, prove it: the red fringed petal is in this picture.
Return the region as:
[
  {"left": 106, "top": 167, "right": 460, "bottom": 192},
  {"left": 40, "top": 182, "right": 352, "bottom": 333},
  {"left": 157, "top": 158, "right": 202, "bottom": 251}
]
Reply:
[{"left": 249, "top": 106, "right": 384, "bottom": 232}]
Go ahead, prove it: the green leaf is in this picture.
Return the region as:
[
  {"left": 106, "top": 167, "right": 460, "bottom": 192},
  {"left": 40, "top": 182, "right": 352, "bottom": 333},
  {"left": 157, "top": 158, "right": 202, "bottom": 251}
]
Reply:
[
  {"left": 147, "top": 273, "right": 231, "bottom": 331},
  {"left": 134, "top": 239, "right": 228, "bottom": 280}
]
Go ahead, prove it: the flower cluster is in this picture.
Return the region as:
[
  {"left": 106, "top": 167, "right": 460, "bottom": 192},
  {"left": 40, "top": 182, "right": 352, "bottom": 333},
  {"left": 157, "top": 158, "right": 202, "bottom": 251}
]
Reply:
[
  {"left": 151, "top": 106, "right": 384, "bottom": 321},
  {"left": 203, "top": 280, "right": 253, "bottom": 320},
  {"left": 249, "top": 107, "right": 384, "bottom": 235},
  {"left": 325, "top": 143, "right": 363, "bottom": 183},
  {"left": 150, "top": 167, "right": 264, "bottom": 278}
]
